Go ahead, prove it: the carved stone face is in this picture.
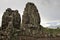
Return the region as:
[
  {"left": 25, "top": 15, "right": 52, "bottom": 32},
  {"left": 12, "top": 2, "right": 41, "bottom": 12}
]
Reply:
[
  {"left": 22, "top": 2, "right": 40, "bottom": 24},
  {"left": 2, "top": 8, "right": 21, "bottom": 29}
]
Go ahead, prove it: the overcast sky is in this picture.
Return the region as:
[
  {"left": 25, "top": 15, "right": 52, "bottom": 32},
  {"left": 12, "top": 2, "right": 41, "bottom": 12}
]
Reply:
[{"left": 0, "top": 0, "right": 60, "bottom": 27}]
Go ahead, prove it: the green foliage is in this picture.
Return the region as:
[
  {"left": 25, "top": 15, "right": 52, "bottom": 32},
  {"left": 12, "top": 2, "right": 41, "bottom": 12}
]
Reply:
[{"left": 43, "top": 27, "right": 60, "bottom": 36}]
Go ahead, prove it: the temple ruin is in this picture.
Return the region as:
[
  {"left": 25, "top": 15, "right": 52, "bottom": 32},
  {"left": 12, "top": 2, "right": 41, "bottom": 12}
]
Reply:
[{"left": 0, "top": 2, "right": 60, "bottom": 40}]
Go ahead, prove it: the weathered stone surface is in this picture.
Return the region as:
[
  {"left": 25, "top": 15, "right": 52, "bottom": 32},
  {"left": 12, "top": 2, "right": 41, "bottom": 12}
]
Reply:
[
  {"left": 2, "top": 8, "right": 21, "bottom": 30},
  {"left": 21, "top": 2, "right": 42, "bottom": 37},
  {"left": 22, "top": 2, "right": 40, "bottom": 25},
  {"left": 12, "top": 10, "right": 21, "bottom": 29},
  {"left": 1, "top": 8, "right": 21, "bottom": 40},
  {"left": 1, "top": 2, "right": 60, "bottom": 40}
]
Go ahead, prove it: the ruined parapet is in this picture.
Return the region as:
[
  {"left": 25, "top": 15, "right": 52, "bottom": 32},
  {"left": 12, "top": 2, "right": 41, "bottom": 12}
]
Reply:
[{"left": 21, "top": 2, "right": 42, "bottom": 36}]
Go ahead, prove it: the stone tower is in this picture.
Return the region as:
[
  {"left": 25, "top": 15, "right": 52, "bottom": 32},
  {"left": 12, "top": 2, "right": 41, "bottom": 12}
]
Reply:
[
  {"left": 22, "top": 2, "right": 40, "bottom": 25},
  {"left": 21, "top": 2, "right": 42, "bottom": 36},
  {"left": 2, "top": 8, "right": 21, "bottom": 30},
  {"left": 1, "top": 8, "right": 21, "bottom": 40}
]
